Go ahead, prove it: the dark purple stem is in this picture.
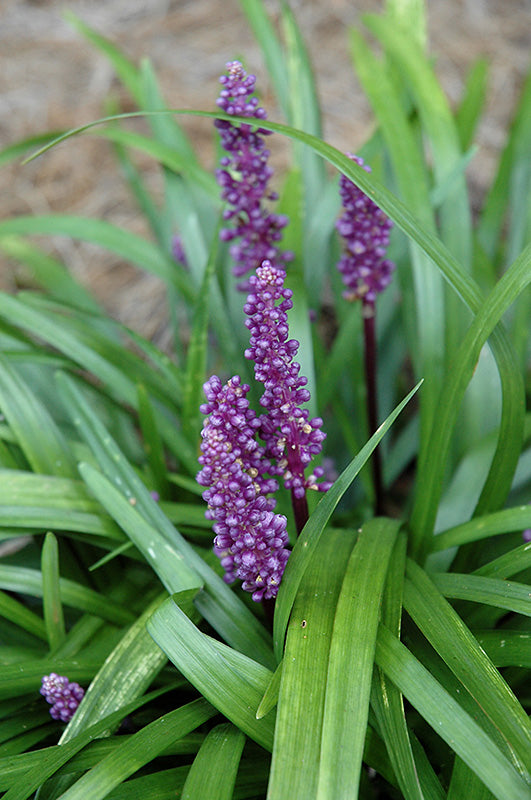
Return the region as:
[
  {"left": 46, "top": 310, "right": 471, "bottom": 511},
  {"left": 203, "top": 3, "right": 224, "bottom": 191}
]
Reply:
[
  {"left": 363, "top": 302, "right": 384, "bottom": 515},
  {"left": 291, "top": 490, "right": 309, "bottom": 535}
]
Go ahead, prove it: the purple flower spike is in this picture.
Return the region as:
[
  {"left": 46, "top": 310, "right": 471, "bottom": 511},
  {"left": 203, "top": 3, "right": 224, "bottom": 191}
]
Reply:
[
  {"left": 336, "top": 154, "right": 395, "bottom": 304},
  {"left": 40, "top": 673, "right": 84, "bottom": 722},
  {"left": 523, "top": 529, "right": 531, "bottom": 543},
  {"left": 215, "top": 61, "right": 292, "bottom": 287},
  {"left": 197, "top": 375, "right": 290, "bottom": 601},
  {"left": 244, "top": 261, "right": 331, "bottom": 500}
]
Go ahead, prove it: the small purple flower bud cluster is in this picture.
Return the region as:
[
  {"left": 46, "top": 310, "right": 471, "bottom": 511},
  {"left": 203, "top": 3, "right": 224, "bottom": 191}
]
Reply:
[
  {"left": 197, "top": 375, "right": 290, "bottom": 601},
  {"left": 40, "top": 673, "right": 84, "bottom": 722},
  {"left": 336, "top": 154, "right": 395, "bottom": 305},
  {"left": 215, "top": 61, "right": 292, "bottom": 285},
  {"left": 171, "top": 235, "right": 187, "bottom": 267},
  {"left": 244, "top": 261, "right": 331, "bottom": 499}
]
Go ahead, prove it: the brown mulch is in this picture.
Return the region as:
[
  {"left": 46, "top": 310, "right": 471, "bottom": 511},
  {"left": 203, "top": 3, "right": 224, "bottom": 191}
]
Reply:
[{"left": 1, "top": 0, "right": 530, "bottom": 342}]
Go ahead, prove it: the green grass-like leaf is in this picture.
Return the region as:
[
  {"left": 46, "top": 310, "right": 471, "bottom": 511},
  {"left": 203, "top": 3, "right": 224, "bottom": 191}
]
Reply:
[
  {"left": 147, "top": 593, "right": 275, "bottom": 750},
  {"left": 433, "top": 505, "right": 531, "bottom": 552},
  {"left": 317, "top": 518, "right": 400, "bottom": 798},
  {"left": 432, "top": 572, "right": 531, "bottom": 619},
  {"left": 2, "top": 689, "right": 209, "bottom": 800},
  {"left": 0, "top": 353, "right": 77, "bottom": 478},
  {"left": 60, "top": 594, "right": 169, "bottom": 743},
  {"left": 405, "top": 560, "right": 531, "bottom": 777},
  {"left": 57, "top": 371, "right": 275, "bottom": 667},
  {"left": 41, "top": 533, "right": 66, "bottom": 651},
  {"left": 274, "top": 380, "right": 422, "bottom": 658},
  {"left": 0, "top": 565, "right": 134, "bottom": 628},
  {"left": 181, "top": 723, "right": 246, "bottom": 800},
  {"left": 375, "top": 625, "right": 531, "bottom": 800},
  {"left": 268, "top": 528, "right": 356, "bottom": 798}
]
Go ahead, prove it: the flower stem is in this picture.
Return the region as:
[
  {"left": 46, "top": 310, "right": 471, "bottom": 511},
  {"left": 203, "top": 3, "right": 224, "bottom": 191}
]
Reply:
[
  {"left": 291, "top": 490, "right": 309, "bottom": 535},
  {"left": 363, "top": 302, "right": 384, "bottom": 515}
]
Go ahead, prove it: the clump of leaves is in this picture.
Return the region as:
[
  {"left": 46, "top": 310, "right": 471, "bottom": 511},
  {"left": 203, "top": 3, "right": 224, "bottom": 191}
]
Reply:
[{"left": 0, "top": 1, "right": 530, "bottom": 799}]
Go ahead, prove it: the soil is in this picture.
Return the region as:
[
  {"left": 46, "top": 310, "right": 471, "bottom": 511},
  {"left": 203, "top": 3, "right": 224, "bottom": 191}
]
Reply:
[{"left": 1, "top": 0, "right": 530, "bottom": 342}]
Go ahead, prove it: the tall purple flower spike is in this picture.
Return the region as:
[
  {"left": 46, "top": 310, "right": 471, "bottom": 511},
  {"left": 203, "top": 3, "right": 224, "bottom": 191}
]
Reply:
[
  {"left": 215, "top": 60, "right": 292, "bottom": 286},
  {"left": 197, "top": 375, "right": 290, "bottom": 601},
  {"left": 244, "top": 261, "right": 331, "bottom": 505},
  {"left": 336, "top": 154, "right": 395, "bottom": 305},
  {"left": 40, "top": 673, "right": 84, "bottom": 722}
]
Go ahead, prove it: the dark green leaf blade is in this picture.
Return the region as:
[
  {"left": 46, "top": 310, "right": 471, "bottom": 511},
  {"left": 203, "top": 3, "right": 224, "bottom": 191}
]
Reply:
[{"left": 375, "top": 626, "right": 531, "bottom": 800}]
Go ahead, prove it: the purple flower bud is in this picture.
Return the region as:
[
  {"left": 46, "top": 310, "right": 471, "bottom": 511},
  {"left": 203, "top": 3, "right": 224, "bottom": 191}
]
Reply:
[
  {"left": 523, "top": 529, "right": 531, "bottom": 543},
  {"left": 171, "top": 235, "right": 187, "bottom": 267},
  {"left": 197, "top": 375, "right": 290, "bottom": 600},
  {"left": 214, "top": 61, "right": 291, "bottom": 288},
  {"left": 40, "top": 673, "right": 84, "bottom": 722},
  {"left": 245, "top": 261, "right": 331, "bottom": 496},
  {"left": 336, "top": 154, "right": 395, "bottom": 304}
]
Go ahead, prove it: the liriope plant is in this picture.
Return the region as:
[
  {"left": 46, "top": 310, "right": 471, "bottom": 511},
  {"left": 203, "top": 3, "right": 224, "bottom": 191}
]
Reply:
[{"left": 0, "top": 2, "right": 530, "bottom": 799}]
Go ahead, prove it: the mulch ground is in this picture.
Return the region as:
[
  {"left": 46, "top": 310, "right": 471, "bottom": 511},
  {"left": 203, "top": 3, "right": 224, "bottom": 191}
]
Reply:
[{"left": 1, "top": 0, "right": 530, "bottom": 341}]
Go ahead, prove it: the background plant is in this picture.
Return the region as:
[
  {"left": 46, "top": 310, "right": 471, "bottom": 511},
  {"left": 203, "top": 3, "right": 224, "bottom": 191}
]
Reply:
[{"left": 0, "top": 0, "right": 530, "bottom": 798}]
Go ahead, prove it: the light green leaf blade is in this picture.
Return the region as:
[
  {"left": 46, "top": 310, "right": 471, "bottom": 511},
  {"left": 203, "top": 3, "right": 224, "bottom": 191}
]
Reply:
[
  {"left": 363, "top": 13, "right": 472, "bottom": 272},
  {"left": 0, "top": 132, "right": 65, "bottom": 168},
  {"left": 0, "top": 216, "right": 190, "bottom": 292},
  {"left": 181, "top": 722, "right": 246, "bottom": 800},
  {"left": 317, "top": 519, "right": 400, "bottom": 799},
  {"left": 410, "top": 242, "right": 531, "bottom": 557},
  {"left": 447, "top": 756, "right": 500, "bottom": 800},
  {"left": 432, "top": 505, "right": 531, "bottom": 552},
  {"left": 432, "top": 572, "right": 531, "bottom": 619},
  {"left": 0, "top": 589, "right": 47, "bottom": 642},
  {"left": 64, "top": 11, "right": 141, "bottom": 101},
  {"left": 0, "top": 353, "right": 76, "bottom": 478},
  {"left": 371, "top": 533, "right": 441, "bottom": 800},
  {"left": 147, "top": 594, "right": 275, "bottom": 750},
  {"left": 479, "top": 62, "right": 531, "bottom": 261},
  {"left": 385, "top": 0, "right": 426, "bottom": 51},
  {"left": 79, "top": 462, "right": 202, "bottom": 595},
  {"left": 474, "top": 541, "right": 531, "bottom": 580},
  {"left": 349, "top": 27, "right": 445, "bottom": 471},
  {"left": 181, "top": 220, "right": 218, "bottom": 443},
  {"left": 60, "top": 594, "right": 169, "bottom": 744},
  {"left": 90, "top": 126, "right": 217, "bottom": 196},
  {"left": 280, "top": 1, "right": 326, "bottom": 209},
  {"left": 0, "top": 236, "right": 101, "bottom": 314},
  {"left": 405, "top": 560, "right": 531, "bottom": 776},
  {"left": 57, "top": 371, "right": 275, "bottom": 668},
  {"left": 136, "top": 384, "right": 169, "bottom": 498},
  {"left": 139, "top": 58, "right": 199, "bottom": 166},
  {"left": 0, "top": 565, "right": 134, "bottom": 628},
  {"left": 268, "top": 529, "right": 356, "bottom": 799},
  {"left": 455, "top": 58, "right": 489, "bottom": 152},
  {"left": 238, "top": 0, "right": 290, "bottom": 119},
  {"left": 274, "top": 380, "right": 422, "bottom": 658},
  {"left": 0, "top": 294, "right": 140, "bottom": 410}
]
